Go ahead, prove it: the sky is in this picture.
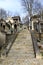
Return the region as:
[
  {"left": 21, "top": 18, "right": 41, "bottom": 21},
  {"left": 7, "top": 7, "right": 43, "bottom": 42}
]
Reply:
[
  {"left": 0, "top": 0, "right": 43, "bottom": 18},
  {"left": 0, "top": 0, "right": 25, "bottom": 18}
]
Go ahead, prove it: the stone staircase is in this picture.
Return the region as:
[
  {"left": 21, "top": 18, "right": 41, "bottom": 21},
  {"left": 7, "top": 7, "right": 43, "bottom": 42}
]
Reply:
[{"left": 0, "top": 28, "right": 43, "bottom": 65}]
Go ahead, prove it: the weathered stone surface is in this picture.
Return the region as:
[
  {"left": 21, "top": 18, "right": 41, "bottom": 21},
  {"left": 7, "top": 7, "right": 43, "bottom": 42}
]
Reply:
[{"left": 0, "top": 32, "right": 6, "bottom": 46}]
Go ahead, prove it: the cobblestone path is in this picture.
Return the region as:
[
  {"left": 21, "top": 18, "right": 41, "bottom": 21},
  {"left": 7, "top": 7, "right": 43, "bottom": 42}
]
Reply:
[{"left": 0, "top": 29, "right": 43, "bottom": 65}]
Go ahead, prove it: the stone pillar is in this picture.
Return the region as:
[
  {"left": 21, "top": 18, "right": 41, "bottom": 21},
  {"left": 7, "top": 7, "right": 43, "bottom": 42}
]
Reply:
[
  {"left": 12, "top": 25, "right": 14, "bottom": 29},
  {"left": 11, "top": 25, "right": 14, "bottom": 34},
  {"left": 39, "top": 23, "right": 41, "bottom": 40},
  {"left": 32, "top": 21, "right": 34, "bottom": 30},
  {"left": 29, "top": 22, "right": 30, "bottom": 30}
]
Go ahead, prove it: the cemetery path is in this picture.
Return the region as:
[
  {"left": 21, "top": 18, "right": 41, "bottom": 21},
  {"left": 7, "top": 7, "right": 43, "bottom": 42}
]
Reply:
[{"left": 0, "top": 28, "right": 43, "bottom": 65}]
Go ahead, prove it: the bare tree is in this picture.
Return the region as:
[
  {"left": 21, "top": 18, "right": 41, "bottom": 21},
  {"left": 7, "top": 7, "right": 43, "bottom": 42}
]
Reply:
[
  {"left": 33, "top": 0, "right": 42, "bottom": 14},
  {"left": 21, "top": 0, "right": 34, "bottom": 28},
  {"left": 0, "top": 8, "right": 7, "bottom": 19},
  {"left": 21, "top": 0, "right": 42, "bottom": 17},
  {"left": 0, "top": 8, "right": 12, "bottom": 19},
  {"left": 14, "top": 11, "right": 20, "bottom": 16},
  {"left": 21, "top": 0, "right": 42, "bottom": 28},
  {"left": 7, "top": 11, "right": 12, "bottom": 17},
  {"left": 21, "top": 0, "right": 34, "bottom": 16},
  {"left": 38, "top": 7, "right": 43, "bottom": 19}
]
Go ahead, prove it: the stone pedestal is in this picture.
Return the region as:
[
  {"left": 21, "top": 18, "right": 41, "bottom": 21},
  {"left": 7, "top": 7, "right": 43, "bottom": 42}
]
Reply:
[{"left": 36, "top": 53, "right": 42, "bottom": 59}]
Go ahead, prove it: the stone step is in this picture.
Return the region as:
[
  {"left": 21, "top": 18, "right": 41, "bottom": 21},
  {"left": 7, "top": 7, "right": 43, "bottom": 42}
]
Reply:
[
  {"left": 9, "top": 51, "right": 34, "bottom": 55},
  {"left": 1, "top": 29, "right": 35, "bottom": 65},
  {"left": 8, "top": 53, "right": 34, "bottom": 58}
]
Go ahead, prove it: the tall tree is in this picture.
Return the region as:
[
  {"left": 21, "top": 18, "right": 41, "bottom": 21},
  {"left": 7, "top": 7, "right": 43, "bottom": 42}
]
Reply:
[
  {"left": 21, "top": 0, "right": 42, "bottom": 27},
  {"left": 33, "top": 0, "right": 42, "bottom": 14},
  {"left": 21, "top": 0, "right": 34, "bottom": 17},
  {"left": 21, "top": 0, "right": 42, "bottom": 18}
]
